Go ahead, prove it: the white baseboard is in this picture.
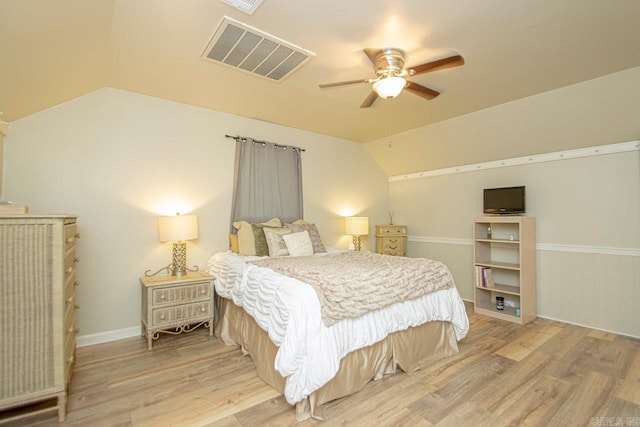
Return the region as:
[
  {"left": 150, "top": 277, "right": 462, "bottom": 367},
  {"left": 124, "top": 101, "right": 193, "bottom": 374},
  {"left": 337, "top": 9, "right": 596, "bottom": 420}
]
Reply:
[
  {"left": 536, "top": 314, "right": 639, "bottom": 340},
  {"left": 76, "top": 326, "right": 142, "bottom": 347},
  {"left": 463, "top": 298, "right": 639, "bottom": 339}
]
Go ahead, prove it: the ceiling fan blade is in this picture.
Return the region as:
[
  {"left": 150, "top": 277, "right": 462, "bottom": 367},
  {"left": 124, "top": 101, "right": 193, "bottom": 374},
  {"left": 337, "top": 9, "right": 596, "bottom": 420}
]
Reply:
[
  {"left": 363, "top": 48, "right": 383, "bottom": 66},
  {"left": 360, "top": 91, "right": 378, "bottom": 108},
  {"left": 405, "top": 81, "right": 440, "bottom": 100},
  {"left": 319, "top": 78, "right": 370, "bottom": 89},
  {"left": 407, "top": 54, "right": 465, "bottom": 76}
]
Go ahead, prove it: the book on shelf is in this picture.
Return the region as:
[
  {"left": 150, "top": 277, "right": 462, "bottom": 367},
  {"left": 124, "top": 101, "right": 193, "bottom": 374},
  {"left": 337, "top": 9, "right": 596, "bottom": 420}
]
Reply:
[
  {"left": 483, "top": 268, "right": 495, "bottom": 288},
  {"left": 475, "top": 266, "right": 483, "bottom": 287}
]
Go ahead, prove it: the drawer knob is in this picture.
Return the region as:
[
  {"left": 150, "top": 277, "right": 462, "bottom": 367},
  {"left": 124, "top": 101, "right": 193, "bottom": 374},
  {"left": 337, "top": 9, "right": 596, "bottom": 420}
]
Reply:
[
  {"left": 160, "top": 314, "right": 166, "bottom": 320},
  {"left": 66, "top": 267, "right": 74, "bottom": 275},
  {"left": 67, "top": 326, "right": 75, "bottom": 334},
  {"left": 201, "top": 307, "right": 206, "bottom": 313},
  {"left": 160, "top": 294, "right": 166, "bottom": 300},
  {"left": 74, "top": 280, "right": 80, "bottom": 287},
  {"left": 67, "top": 356, "right": 75, "bottom": 364},
  {"left": 75, "top": 232, "right": 81, "bottom": 239},
  {"left": 67, "top": 237, "right": 75, "bottom": 243},
  {"left": 75, "top": 304, "right": 80, "bottom": 310},
  {"left": 66, "top": 296, "right": 74, "bottom": 304},
  {"left": 74, "top": 257, "right": 80, "bottom": 264},
  {"left": 201, "top": 289, "right": 206, "bottom": 294}
]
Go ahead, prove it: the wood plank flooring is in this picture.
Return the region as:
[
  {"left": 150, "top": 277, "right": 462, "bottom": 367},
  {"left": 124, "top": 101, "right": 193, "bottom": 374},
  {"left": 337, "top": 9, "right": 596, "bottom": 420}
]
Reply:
[{"left": 4, "top": 302, "right": 639, "bottom": 426}]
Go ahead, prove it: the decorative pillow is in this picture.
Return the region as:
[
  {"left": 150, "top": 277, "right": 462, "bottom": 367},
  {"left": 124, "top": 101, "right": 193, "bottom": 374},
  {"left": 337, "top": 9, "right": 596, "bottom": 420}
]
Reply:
[
  {"left": 263, "top": 227, "right": 292, "bottom": 257},
  {"left": 286, "top": 222, "right": 326, "bottom": 253},
  {"left": 282, "top": 231, "right": 314, "bottom": 257},
  {"left": 251, "top": 224, "right": 271, "bottom": 257},
  {"left": 232, "top": 218, "right": 281, "bottom": 255}
]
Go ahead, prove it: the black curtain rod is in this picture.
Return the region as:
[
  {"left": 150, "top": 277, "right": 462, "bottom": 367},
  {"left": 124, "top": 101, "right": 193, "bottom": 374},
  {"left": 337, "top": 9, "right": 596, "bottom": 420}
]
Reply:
[{"left": 224, "top": 134, "right": 306, "bottom": 152}]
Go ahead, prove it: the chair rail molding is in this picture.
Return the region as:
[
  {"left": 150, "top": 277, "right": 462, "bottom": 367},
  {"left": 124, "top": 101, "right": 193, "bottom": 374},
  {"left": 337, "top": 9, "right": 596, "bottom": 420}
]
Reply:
[
  {"left": 390, "top": 140, "right": 640, "bottom": 182},
  {"left": 409, "top": 236, "right": 640, "bottom": 257}
]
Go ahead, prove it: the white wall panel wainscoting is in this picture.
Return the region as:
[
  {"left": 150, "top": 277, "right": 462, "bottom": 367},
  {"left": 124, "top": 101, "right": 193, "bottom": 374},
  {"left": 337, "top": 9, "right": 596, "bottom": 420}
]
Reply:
[
  {"left": 407, "top": 238, "right": 639, "bottom": 338},
  {"left": 393, "top": 141, "right": 639, "bottom": 339}
]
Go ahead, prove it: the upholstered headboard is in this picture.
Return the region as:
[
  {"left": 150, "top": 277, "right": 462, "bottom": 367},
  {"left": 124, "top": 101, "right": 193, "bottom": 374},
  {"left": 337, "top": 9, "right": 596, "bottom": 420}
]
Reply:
[{"left": 229, "top": 233, "right": 239, "bottom": 254}]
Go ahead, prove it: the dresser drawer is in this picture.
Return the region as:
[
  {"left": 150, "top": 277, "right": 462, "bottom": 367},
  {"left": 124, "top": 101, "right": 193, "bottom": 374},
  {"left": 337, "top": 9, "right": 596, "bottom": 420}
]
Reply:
[
  {"left": 376, "top": 225, "right": 407, "bottom": 236},
  {"left": 64, "top": 223, "right": 79, "bottom": 252},
  {"left": 64, "top": 250, "right": 78, "bottom": 281},
  {"left": 152, "top": 282, "right": 211, "bottom": 307},
  {"left": 152, "top": 302, "right": 211, "bottom": 326},
  {"left": 382, "top": 239, "right": 405, "bottom": 252},
  {"left": 64, "top": 292, "right": 78, "bottom": 326},
  {"left": 384, "top": 249, "right": 405, "bottom": 256}
]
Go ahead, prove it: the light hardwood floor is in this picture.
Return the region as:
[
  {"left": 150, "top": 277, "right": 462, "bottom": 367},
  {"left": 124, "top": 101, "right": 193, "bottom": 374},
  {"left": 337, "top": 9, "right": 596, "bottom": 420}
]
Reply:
[{"left": 4, "top": 302, "right": 640, "bottom": 426}]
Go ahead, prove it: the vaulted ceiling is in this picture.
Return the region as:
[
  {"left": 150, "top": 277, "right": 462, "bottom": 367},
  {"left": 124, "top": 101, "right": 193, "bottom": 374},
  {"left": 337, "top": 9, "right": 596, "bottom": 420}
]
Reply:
[{"left": 1, "top": 0, "right": 640, "bottom": 143}]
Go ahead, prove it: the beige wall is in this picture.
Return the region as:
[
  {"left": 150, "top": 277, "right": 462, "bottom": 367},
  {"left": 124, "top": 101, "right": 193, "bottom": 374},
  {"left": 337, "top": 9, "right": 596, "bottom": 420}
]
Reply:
[
  {"left": 366, "top": 66, "right": 640, "bottom": 176},
  {"left": 2, "top": 88, "right": 389, "bottom": 341},
  {"left": 366, "top": 70, "right": 640, "bottom": 338},
  {"left": 0, "top": 134, "right": 3, "bottom": 195}
]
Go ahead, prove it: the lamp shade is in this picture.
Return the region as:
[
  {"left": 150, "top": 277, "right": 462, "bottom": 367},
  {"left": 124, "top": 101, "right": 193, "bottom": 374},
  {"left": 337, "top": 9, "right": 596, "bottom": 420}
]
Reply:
[
  {"left": 345, "top": 216, "right": 369, "bottom": 236},
  {"left": 158, "top": 214, "right": 199, "bottom": 242},
  {"left": 373, "top": 76, "right": 406, "bottom": 99}
]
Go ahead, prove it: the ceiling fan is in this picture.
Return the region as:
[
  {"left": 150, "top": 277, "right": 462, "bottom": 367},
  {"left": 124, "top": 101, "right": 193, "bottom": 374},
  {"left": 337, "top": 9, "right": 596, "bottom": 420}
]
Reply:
[{"left": 319, "top": 48, "right": 464, "bottom": 108}]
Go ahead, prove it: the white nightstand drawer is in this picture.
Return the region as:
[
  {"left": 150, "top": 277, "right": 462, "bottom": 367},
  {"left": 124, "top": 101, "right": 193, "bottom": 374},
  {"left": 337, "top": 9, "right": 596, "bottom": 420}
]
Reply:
[
  {"left": 152, "top": 282, "right": 211, "bottom": 306},
  {"left": 152, "top": 302, "right": 211, "bottom": 326}
]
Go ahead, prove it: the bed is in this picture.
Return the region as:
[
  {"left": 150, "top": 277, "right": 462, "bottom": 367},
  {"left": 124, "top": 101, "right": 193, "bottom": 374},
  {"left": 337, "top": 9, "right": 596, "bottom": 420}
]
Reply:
[{"left": 206, "top": 221, "right": 469, "bottom": 421}]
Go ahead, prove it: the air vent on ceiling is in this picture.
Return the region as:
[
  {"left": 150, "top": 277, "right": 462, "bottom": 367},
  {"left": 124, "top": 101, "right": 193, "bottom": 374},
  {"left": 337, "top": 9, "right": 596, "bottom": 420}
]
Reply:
[
  {"left": 219, "top": 0, "right": 263, "bottom": 15},
  {"left": 201, "top": 16, "right": 315, "bottom": 81}
]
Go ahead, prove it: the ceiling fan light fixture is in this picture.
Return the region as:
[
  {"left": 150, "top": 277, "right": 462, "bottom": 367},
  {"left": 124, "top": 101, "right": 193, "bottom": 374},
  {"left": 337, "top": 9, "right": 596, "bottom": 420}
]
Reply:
[{"left": 373, "top": 76, "right": 406, "bottom": 99}]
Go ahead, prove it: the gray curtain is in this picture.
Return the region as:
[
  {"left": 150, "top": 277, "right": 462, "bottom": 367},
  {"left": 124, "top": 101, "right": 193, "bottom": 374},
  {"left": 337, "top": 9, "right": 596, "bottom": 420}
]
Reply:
[{"left": 230, "top": 137, "right": 303, "bottom": 230}]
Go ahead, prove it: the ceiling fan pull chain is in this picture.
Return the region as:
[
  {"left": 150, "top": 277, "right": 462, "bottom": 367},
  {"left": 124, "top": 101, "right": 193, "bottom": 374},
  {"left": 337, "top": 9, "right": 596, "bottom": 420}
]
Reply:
[{"left": 388, "top": 100, "right": 393, "bottom": 149}]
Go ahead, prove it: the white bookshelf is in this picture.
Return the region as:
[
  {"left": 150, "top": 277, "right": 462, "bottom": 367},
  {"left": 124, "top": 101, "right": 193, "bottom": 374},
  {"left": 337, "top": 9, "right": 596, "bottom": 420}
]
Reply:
[{"left": 473, "top": 216, "right": 536, "bottom": 325}]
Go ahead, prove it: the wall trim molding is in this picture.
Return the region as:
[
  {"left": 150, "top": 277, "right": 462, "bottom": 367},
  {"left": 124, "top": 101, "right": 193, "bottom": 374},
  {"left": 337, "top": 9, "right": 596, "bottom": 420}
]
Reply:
[
  {"left": 536, "top": 243, "right": 640, "bottom": 257},
  {"left": 410, "top": 236, "right": 473, "bottom": 246},
  {"left": 409, "top": 236, "right": 640, "bottom": 257},
  {"left": 76, "top": 326, "right": 141, "bottom": 347},
  {"left": 537, "top": 314, "right": 639, "bottom": 340},
  {"left": 390, "top": 140, "right": 640, "bottom": 182}
]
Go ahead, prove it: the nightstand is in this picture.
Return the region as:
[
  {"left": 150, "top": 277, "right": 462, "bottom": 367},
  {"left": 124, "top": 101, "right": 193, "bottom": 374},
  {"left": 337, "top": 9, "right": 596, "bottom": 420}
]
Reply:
[
  {"left": 140, "top": 271, "right": 214, "bottom": 350},
  {"left": 376, "top": 225, "right": 407, "bottom": 256}
]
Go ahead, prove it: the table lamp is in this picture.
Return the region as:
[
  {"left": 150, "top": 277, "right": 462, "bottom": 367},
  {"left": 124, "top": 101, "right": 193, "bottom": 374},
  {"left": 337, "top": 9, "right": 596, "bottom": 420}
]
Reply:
[
  {"left": 345, "top": 216, "right": 369, "bottom": 251},
  {"left": 150, "top": 213, "right": 199, "bottom": 276}
]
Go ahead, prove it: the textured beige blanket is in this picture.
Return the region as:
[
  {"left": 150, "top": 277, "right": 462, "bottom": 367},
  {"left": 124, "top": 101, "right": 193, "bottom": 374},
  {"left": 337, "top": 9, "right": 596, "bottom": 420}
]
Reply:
[{"left": 250, "top": 252, "right": 455, "bottom": 326}]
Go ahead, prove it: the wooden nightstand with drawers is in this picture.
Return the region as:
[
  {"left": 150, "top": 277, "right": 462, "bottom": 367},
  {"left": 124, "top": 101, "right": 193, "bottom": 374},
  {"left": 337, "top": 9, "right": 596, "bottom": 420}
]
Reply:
[
  {"left": 376, "top": 225, "right": 407, "bottom": 256},
  {"left": 140, "top": 271, "right": 214, "bottom": 350}
]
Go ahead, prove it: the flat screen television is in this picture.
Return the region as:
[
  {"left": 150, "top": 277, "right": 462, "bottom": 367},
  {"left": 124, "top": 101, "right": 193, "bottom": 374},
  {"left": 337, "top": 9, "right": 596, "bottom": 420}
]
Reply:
[{"left": 483, "top": 186, "right": 525, "bottom": 215}]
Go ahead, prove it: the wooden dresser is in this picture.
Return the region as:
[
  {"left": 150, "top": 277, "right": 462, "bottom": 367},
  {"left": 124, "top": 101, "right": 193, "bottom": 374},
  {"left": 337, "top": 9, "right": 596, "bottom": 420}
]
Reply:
[
  {"left": 375, "top": 225, "right": 407, "bottom": 256},
  {"left": 0, "top": 215, "right": 80, "bottom": 422}
]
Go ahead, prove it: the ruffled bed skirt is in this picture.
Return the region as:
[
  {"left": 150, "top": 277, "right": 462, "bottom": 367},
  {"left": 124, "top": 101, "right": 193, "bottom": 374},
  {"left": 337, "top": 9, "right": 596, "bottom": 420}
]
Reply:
[{"left": 215, "top": 297, "right": 459, "bottom": 421}]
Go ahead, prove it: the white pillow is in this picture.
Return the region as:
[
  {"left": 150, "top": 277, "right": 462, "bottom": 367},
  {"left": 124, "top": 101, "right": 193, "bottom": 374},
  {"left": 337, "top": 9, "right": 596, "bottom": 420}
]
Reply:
[
  {"left": 282, "top": 231, "right": 313, "bottom": 257},
  {"left": 232, "top": 218, "right": 281, "bottom": 256},
  {"left": 263, "top": 227, "right": 292, "bottom": 256}
]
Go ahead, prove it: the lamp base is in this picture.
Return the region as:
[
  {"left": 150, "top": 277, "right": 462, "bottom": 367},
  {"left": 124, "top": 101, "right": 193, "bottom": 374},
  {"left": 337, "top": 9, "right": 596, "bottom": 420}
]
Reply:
[
  {"left": 352, "top": 235, "right": 362, "bottom": 251},
  {"left": 172, "top": 241, "right": 187, "bottom": 276},
  {"left": 143, "top": 241, "right": 199, "bottom": 277}
]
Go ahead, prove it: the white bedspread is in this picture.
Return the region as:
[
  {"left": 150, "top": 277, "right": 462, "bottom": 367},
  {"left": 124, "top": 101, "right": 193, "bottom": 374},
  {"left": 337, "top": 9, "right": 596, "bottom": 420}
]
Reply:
[{"left": 206, "top": 250, "right": 469, "bottom": 405}]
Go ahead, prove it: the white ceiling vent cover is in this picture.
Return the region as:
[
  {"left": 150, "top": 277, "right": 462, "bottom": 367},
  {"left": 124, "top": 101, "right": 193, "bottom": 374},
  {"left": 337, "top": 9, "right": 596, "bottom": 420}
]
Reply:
[
  {"left": 219, "top": 0, "right": 263, "bottom": 15},
  {"left": 201, "top": 16, "right": 315, "bottom": 81}
]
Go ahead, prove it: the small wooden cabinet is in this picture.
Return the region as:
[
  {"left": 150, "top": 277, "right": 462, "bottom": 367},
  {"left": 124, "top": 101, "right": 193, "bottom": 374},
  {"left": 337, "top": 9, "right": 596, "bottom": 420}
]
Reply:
[
  {"left": 0, "top": 215, "right": 80, "bottom": 422},
  {"left": 140, "top": 271, "right": 214, "bottom": 350},
  {"left": 376, "top": 225, "right": 407, "bottom": 256},
  {"left": 473, "top": 216, "right": 536, "bottom": 325}
]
